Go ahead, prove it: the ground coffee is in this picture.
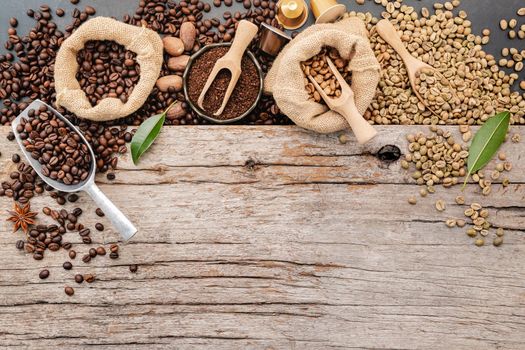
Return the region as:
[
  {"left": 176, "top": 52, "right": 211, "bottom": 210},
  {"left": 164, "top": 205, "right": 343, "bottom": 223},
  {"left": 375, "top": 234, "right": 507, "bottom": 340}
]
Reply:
[{"left": 187, "top": 46, "right": 260, "bottom": 120}]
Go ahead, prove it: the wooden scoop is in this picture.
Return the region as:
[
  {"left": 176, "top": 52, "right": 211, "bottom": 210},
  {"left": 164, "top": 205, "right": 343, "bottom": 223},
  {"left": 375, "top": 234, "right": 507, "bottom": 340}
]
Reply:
[
  {"left": 376, "top": 19, "right": 455, "bottom": 116},
  {"left": 197, "top": 20, "right": 259, "bottom": 116},
  {"left": 308, "top": 57, "right": 377, "bottom": 144}
]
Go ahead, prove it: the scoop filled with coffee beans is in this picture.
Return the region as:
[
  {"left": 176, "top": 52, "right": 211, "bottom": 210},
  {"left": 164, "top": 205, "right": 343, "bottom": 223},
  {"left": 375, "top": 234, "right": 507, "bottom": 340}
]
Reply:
[{"left": 12, "top": 100, "right": 137, "bottom": 241}]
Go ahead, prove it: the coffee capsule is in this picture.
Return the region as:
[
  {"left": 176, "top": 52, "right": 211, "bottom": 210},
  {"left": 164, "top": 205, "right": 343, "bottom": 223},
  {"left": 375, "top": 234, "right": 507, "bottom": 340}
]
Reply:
[
  {"left": 276, "top": 0, "right": 309, "bottom": 30},
  {"left": 310, "top": 0, "right": 346, "bottom": 24},
  {"left": 259, "top": 23, "right": 292, "bottom": 56}
]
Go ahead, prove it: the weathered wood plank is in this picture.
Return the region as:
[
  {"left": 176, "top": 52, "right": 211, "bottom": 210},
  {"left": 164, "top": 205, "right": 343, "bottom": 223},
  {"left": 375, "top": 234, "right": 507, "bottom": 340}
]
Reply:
[{"left": 0, "top": 125, "right": 524, "bottom": 349}]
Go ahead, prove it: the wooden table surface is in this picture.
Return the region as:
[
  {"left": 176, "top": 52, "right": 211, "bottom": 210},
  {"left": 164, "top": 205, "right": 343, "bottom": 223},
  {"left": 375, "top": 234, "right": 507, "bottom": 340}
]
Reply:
[{"left": 1, "top": 125, "right": 524, "bottom": 349}]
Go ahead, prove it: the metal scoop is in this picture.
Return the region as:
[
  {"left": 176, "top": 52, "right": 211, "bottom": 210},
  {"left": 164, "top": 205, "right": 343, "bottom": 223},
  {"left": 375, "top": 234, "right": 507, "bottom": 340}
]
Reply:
[
  {"left": 197, "top": 20, "right": 259, "bottom": 116},
  {"left": 11, "top": 99, "right": 137, "bottom": 241}
]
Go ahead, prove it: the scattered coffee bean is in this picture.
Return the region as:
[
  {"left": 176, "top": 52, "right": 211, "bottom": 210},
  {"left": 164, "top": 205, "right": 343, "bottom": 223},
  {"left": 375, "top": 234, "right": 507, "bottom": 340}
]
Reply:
[
  {"left": 84, "top": 273, "right": 95, "bottom": 283},
  {"left": 96, "top": 246, "right": 106, "bottom": 256},
  {"left": 65, "top": 286, "right": 75, "bottom": 296},
  {"left": 63, "top": 261, "right": 73, "bottom": 270},
  {"left": 16, "top": 240, "right": 24, "bottom": 250},
  {"left": 89, "top": 248, "right": 97, "bottom": 257},
  {"left": 95, "top": 208, "right": 105, "bottom": 217},
  {"left": 75, "top": 274, "right": 84, "bottom": 283},
  {"left": 110, "top": 244, "right": 119, "bottom": 253},
  {"left": 69, "top": 250, "right": 77, "bottom": 259},
  {"left": 109, "top": 252, "right": 119, "bottom": 259},
  {"left": 95, "top": 223, "right": 104, "bottom": 231},
  {"left": 39, "top": 269, "right": 50, "bottom": 279},
  {"left": 82, "top": 254, "right": 91, "bottom": 263},
  {"left": 129, "top": 264, "right": 138, "bottom": 273},
  {"left": 11, "top": 154, "right": 20, "bottom": 163}
]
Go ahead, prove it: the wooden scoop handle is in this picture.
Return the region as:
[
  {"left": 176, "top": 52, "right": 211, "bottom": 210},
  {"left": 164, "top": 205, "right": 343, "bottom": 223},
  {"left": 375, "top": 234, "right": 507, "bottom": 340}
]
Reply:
[
  {"left": 376, "top": 19, "right": 419, "bottom": 66},
  {"left": 225, "top": 20, "right": 259, "bottom": 63},
  {"left": 337, "top": 102, "right": 377, "bottom": 144}
]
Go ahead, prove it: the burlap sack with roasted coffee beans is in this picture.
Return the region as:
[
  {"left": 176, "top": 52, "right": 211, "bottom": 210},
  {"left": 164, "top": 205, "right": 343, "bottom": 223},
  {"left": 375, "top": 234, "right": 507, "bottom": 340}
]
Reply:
[
  {"left": 54, "top": 17, "right": 163, "bottom": 122},
  {"left": 265, "top": 17, "right": 380, "bottom": 133}
]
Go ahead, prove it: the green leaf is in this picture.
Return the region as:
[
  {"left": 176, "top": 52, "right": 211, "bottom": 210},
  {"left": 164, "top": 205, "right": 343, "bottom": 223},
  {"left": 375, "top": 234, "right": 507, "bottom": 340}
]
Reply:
[
  {"left": 131, "top": 113, "right": 166, "bottom": 165},
  {"left": 463, "top": 111, "right": 511, "bottom": 187}
]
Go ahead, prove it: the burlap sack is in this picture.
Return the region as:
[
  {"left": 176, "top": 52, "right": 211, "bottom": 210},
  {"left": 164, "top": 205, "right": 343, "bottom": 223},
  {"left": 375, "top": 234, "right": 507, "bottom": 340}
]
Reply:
[
  {"left": 265, "top": 17, "right": 380, "bottom": 134},
  {"left": 55, "top": 17, "right": 163, "bottom": 122}
]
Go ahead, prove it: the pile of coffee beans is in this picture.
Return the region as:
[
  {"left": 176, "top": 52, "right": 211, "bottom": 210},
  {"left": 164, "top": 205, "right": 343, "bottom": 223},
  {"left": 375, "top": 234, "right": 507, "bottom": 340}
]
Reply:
[
  {"left": 16, "top": 105, "right": 92, "bottom": 185},
  {"left": 76, "top": 40, "right": 140, "bottom": 106}
]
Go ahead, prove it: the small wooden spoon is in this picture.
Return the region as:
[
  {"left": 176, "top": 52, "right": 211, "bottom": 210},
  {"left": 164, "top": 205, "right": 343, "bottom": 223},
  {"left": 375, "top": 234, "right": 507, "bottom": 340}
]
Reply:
[
  {"left": 197, "top": 20, "right": 258, "bottom": 116},
  {"left": 376, "top": 19, "right": 455, "bottom": 116}
]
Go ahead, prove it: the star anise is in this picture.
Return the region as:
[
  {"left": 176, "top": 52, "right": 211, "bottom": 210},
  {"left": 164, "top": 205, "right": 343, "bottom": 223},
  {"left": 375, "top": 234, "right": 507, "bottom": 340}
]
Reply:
[{"left": 6, "top": 202, "right": 37, "bottom": 233}]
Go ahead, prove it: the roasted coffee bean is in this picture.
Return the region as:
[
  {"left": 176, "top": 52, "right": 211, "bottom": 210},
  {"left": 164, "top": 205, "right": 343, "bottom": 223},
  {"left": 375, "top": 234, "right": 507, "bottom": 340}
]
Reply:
[
  {"left": 63, "top": 261, "right": 73, "bottom": 270},
  {"left": 79, "top": 228, "right": 91, "bottom": 237},
  {"left": 15, "top": 240, "right": 24, "bottom": 250},
  {"left": 95, "top": 223, "right": 104, "bottom": 231},
  {"left": 9, "top": 18, "right": 18, "bottom": 27},
  {"left": 74, "top": 274, "right": 84, "bottom": 283},
  {"left": 72, "top": 208, "right": 83, "bottom": 217},
  {"left": 106, "top": 172, "right": 116, "bottom": 180},
  {"left": 67, "top": 194, "right": 79, "bottom": 202},
  {"left": 11, "top": 154, "right": 20, "bottom": 163},
  {"left": 69, "top": 250, "right": 77, "bottom": 259},
  {"left": 70, "top": 0, "right": 80, "bottom": 4},
  {"left": 82, "top": 236, "right": 92, "bottom": 244},
  {"left": 95, "top": 208, "right": 105, "bottom": 217},
  {"left": 129, "top": 264, "right": 138, "bottom": 273},
  {"left": 89, "top": 248, "right": 97, "bottom": 257},
  {"left": 110, "top": 244, "right": 119, "bottom": 253},
  {"left": 82, "top": 254, "right": 91, "bottom": 263},
  {"left": 64, "top": 286, "right": 74, "bottom": 296},
  {"left": 16, "top": 106, "right": 91, "bottom": 186},
  {"left": 56, "top": 8, "right": 65, "bottom": 17},
  {"left": 96, "top": 246, "right": 106, "bottom": 256},
  {"left": 39, "top": 269, "right": 50, "bottom": 279},
  {"left": 62, "top": 242, "right": 73, "bottom": 250},
  {"left": 109, "top": 252, "right": 119, "bottom": 259},
  {"left": 84, "top": 273, "right": 95, "bottom": 283}
]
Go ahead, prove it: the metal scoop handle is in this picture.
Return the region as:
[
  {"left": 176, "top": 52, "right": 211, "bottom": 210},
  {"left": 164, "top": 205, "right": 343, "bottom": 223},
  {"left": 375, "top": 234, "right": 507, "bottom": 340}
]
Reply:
[{"left": 85, "top": 183, "right": 137, "bottom": 241}]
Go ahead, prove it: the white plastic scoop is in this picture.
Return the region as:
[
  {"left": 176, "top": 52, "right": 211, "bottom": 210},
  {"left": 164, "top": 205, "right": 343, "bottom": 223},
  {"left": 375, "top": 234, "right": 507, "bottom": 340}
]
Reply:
[{"left": 11, "top": 99, "right": 137, "bottom": 241}]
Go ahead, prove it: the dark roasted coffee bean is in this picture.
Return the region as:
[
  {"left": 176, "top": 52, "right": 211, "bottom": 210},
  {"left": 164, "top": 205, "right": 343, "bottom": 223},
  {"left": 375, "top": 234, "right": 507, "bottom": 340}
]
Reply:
[
  {"left": 67, "top": 194, "right": 79, "bottom": 202},
  {"left": 82, "top": 236, "right": 92, "bottom": 244},
  {"left": 110, "top": 244, "right": 119, "bottom": 253},
  {"left": 95, "top": 223, "right": 104, "bottom": 231},
  {"left": 106, "top": 172, "right": 116, "bottom": 180},
  {"left": 39, "top": 269, "right": 50, "bottom": 279},
  {"left": 63, "top": 261, "right": 73, "bottom": 270},
  {"left": 16, "top": 240, "right": 24, "bottom": 249},
  {"left": 12, "top": 154, "right": 20, "bottom": 163},
  {"left": 89, "top": 248, "right": 97, "bottom": 257},
  {"left": 95, "top": 208, "right": 105, "bottom": 217},
  {"left": 72, "top": 208, "right": 83, "bottom": 217},
  {"left": 129, "top": 264, "right": 138, "bottom": 273},
  {"left": 64, "top": 286, "right": 74, "bottom": 296},
  {"left": 63, "top": 242, "right": 73, "bottom": 250},
  {"left": 9, "top": 17, "right": 18, "bottom": 27},
  {"left": 75, "top": 274, "right": 84, "bottom": 283},
  {"left": 82, "top": 254, "right": 91, "bottom": 263},
  {"left": 70, "top": 0, "right": 80, "bottom": 4},
  {"left": 56, "top": 8, "right": 65, "bottom": 17},
  {"left": 109, "top": 252, "right": 119, "bottom": 259},
  {"left": 79, "top": 228, "right": 91, "bottom": 237}
]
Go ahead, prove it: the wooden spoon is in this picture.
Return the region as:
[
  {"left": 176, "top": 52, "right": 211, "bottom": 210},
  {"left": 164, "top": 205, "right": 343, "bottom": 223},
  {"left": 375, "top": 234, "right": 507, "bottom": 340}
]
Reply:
[
  {"left": 197, "top": 20, "right": 258, "bottom": 116},
  {"left": 376, "top": 19, "right": 455, "bottom": 116}
]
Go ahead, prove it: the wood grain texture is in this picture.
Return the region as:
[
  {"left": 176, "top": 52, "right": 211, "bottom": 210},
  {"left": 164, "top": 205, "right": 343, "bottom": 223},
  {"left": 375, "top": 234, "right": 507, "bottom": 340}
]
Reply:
[{"left": 0, "top": 125, "right": 524, "bottom": 350}]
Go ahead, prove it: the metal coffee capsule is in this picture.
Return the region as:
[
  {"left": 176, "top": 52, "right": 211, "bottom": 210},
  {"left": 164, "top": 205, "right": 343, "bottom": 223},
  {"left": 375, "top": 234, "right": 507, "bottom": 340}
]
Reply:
[
  {"left": 310, "top": 0, "right": 346, "bottom": 24},
  {"left": 259, "top": 23, "right": 292, "bottom": 56}
]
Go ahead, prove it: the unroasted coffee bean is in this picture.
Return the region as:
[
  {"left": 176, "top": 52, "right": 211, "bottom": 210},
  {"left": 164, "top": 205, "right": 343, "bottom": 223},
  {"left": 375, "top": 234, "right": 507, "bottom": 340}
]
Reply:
[
  {"left": 74, "top": 274, "right": 84, "bottom": 283},
  {"left": 63, "top": 261, "right": 73, "bottom": 270},
  {"left": 65, "top": 286, "right": 74, "bottom": 296},
  {"left": 39, "top": 269, "right": 50, "bottom": 279}
]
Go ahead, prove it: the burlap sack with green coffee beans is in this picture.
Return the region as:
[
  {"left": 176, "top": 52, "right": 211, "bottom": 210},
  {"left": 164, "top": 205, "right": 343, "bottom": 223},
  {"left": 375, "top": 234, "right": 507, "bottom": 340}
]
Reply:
[
  {"left": 54, "top": 17, "right": 163, "bottom": 122},
  {"left": 265, "top": 17, "right": 380, "bottom": 134}
]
